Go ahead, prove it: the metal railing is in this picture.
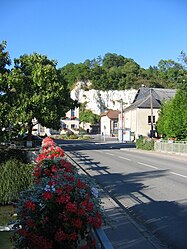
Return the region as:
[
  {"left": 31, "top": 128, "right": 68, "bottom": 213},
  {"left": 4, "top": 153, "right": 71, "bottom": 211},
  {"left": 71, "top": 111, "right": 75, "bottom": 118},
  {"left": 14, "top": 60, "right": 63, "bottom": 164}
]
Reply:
[{"left": 154, "top": 140, "right": 187, "bottom": 154}]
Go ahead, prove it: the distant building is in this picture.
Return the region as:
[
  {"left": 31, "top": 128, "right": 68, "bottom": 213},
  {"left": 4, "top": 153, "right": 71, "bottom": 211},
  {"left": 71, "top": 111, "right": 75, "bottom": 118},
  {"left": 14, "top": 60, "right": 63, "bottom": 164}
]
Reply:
[
  {"left": 100, "top": 109, "right": 120, "bottom": 137},
  {"left": 60, "top": 107, "right": 80, "bottom": 134}
]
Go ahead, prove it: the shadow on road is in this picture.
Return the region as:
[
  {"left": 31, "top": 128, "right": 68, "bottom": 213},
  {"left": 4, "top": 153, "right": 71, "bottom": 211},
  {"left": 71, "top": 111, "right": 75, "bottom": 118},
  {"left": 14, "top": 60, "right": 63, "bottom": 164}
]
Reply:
[{"left": 68, "top": 149, "right": 187, "bottom": 249}]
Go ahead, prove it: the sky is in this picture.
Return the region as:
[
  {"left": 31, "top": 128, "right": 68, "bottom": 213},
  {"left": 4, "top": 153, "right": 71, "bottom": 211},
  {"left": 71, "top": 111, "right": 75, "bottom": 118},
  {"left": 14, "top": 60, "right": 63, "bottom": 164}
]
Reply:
[{"left": 1, "top": 0, "right": 187, "bottom": 69}]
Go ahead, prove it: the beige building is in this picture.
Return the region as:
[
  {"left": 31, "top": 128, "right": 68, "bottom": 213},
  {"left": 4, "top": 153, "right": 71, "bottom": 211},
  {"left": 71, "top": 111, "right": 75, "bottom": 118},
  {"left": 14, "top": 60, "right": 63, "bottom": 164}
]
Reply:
[
  {"left": 123, "top": 87, "right": 176, "bottom": 139},
  {"left": 100, "top": 110, "right": 120, "bottom": 137}
]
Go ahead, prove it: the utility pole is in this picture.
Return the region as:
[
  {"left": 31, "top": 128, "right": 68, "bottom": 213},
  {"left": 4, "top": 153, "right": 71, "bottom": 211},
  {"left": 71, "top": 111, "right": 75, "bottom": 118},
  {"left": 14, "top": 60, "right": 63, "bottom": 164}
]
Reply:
[
  {"left": 150, "top": 88, "right": 154, "bottom": 138},
  {"left": 121, "top": 99, "right": 124, "bottom": 142}
]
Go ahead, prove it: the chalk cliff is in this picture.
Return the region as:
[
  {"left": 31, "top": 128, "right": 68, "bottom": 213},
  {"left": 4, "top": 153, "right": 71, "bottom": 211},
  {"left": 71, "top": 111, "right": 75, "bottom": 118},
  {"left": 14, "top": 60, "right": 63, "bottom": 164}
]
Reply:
[{"left": 71, "top": 81, "right": 138, "bottom": 114}]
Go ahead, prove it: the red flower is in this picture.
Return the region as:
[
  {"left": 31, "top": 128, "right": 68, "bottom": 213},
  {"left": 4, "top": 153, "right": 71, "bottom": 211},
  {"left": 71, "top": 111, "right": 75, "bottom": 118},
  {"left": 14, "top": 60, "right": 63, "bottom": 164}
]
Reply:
[
  {"left": 64, "top": 174, "right": 74, "bottom": 182},
  {"left": 36, "top": 153, "right": 46, "bottom": 163},
  {"left": 68, "top": 231, "right": 77, "bottom": 241},
  {"left": 93, "top": 212, "right": 102, "bottom": 228},
  {"left": 87, "top": 202, "right": 94, "bottom": 212},
  {"left": 61, "top": 160, "right": 73, "bottom": 172},
  {"left": 64, "top": 185, "right": 73, "bottom": 193},
  {"left": 77, "top": 208, "right": 86, "bottom": 216},
  {"left": 51, "top": 165, "right": 58, "bottom": 173},
  {"left": 42, "top": 191, "right": 53, "bottom": 200},
  {"left": 55, "top": 229, "right": 67, "bottom": 241},
  {"left": 76, "top": 178, "right": 86, "bottom": 189},
  {"left": 33, "top": 166, "right": 42, "bottom": 177},
  {"left": 18, "top": 228, "right": 28, "bottom": 236},
  {"left": 44, "top": 169, "right": 51, "bottom": 176},
  {"left": 66, "top": 202, "right": 77, "bottom": 213},
  {"left": 56, "top": 188, "right": 62, "bottom": 195},
  {"left": 26, "top": 218, "right": 35, "bottom": 228},
  {"left": 28, "top": 234, "right": 52, "bottom": 249},
  {"left": 71, "top": 218, "right": 83, "bottom": 229},
  {"left": 56, "top": 194, "right": 70, "bottom": 204},
  {"left": 24, "top": 200, "right": 36, "bottom": 211},
  {"left": 55, "top": 147, "right": 64, "bottom": 157}
]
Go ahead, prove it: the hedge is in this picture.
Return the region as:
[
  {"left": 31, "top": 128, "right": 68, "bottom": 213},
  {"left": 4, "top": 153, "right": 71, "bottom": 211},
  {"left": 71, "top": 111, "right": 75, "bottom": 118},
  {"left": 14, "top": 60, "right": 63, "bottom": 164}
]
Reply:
[{"left": 0, "top": 159, "right": 34, "bottom": 205}]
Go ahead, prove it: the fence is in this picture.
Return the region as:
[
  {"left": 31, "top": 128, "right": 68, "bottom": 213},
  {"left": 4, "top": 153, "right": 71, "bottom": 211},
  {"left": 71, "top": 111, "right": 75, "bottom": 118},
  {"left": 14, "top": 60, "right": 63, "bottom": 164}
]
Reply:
[{"left": 154, "top": 140, "right": 187, "bottom": 154}]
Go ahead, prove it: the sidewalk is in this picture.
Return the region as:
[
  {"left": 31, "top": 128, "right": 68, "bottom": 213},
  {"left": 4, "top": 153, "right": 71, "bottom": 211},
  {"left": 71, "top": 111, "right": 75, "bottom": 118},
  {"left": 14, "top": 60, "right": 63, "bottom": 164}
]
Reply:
[{"left": 99, "top": 188, "right": 167, "bottom": 249}]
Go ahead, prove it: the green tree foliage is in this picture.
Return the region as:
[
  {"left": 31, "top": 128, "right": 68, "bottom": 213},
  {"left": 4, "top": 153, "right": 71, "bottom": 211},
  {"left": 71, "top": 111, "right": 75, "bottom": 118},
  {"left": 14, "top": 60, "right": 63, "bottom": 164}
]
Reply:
[
  {"left": 59, "top": 63, "right": 91, "bottom": 90},
  {"left": 157, "top": 82, "right": 187, "bottom": 140},
  {"left": 0, "top": 42, "right": 76, "bottom": 141},
  {"left": 79, "top": 110, "right": 100, "bottom": 124},
  {"left": 59, "top": 52, "right": 187, "bottom": 91},
  {"left": 0, "top": 41, "right": 14, "bottom": 142},
  {"left": 157, "top": 59, "right": 184, "bottom": 88}
]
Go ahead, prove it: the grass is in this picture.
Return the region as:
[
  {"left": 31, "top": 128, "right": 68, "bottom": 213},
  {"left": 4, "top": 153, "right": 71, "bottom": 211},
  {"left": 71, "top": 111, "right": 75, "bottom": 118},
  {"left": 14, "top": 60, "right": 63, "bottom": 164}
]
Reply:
[
  {"left": 0, "top": 205, "right": 16, "bottom": 226},
  {"left": 0, "top": 231, "right": 13, "bottom": 249}
]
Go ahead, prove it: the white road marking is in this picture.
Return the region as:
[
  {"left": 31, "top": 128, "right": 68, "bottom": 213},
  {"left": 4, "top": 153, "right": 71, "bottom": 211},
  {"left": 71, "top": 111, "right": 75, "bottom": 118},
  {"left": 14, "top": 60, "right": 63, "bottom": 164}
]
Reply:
[
  {"left": 137, "top": 162, "right": 158, "bottom": 170},
  {"left": 118, "top": 156, "right": 131, "bottom": 161},
  {"left": 170, "top": 171, "right": 187, "bottom": 179},
  {"left": 105, "top": 152, "right": 114, "bottom": 156}
]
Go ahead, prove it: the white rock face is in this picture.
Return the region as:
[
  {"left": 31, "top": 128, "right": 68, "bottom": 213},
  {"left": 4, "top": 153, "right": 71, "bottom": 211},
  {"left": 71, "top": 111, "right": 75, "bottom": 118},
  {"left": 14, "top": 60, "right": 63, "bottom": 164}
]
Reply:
[{"left": 71, "top": 81, "right": 138, "bottom": 115}]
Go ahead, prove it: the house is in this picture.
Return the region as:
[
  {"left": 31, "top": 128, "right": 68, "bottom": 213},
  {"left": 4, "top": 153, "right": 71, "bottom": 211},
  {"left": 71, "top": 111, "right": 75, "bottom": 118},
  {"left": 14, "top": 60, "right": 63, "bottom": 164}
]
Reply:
[
  {"left": 100, "top": 109, "right": 120, "bottom": 136},
  {"left": 32, "top": 107, "right": 80, "bottom": 136},
  {"left": 60, "top": 107, "right": 80, "bottom": 134},
  {"left": 123, "top": 87, "right": 176, "bottom": 139}
]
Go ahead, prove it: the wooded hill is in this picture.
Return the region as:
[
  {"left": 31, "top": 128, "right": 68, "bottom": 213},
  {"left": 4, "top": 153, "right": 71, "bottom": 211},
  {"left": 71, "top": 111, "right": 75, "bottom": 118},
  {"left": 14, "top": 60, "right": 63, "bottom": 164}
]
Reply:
[{"left": 59, "top": 52, "right": 187, "bottom": 91}]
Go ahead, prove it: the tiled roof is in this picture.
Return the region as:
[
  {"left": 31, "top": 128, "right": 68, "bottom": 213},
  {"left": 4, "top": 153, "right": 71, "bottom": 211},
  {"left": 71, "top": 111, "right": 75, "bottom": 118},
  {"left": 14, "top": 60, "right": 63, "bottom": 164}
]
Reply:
[
  {"left": 125, "top": 87, "right": 176, "bottom": 111},
  {"left": 100, "top": 109, "right": 120, "bottom": 119},
  {"left": 133, "top": 87, "right": 176, "bottom": 103}
]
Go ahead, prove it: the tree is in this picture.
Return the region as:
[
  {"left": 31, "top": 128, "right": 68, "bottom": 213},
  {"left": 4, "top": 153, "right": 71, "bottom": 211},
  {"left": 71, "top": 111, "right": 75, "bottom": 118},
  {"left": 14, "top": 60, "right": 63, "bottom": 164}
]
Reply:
[
  {"left": 79, "top": 109, "right": 100, "bottom": 125},
  {"left": 59, "top": 63, "right": 91, "bottom": 90},
  {"left": 157, "top": 82, "right": 187, "bottom": 139},
  {"left": 0, "top": 48, "right": 76, "bottom": 141},
  {"left": 0, "top": 41, "right": 13, "bottom": 142},
  {"left": 102, "top": 53, "right": 126, "bottom": 69}
]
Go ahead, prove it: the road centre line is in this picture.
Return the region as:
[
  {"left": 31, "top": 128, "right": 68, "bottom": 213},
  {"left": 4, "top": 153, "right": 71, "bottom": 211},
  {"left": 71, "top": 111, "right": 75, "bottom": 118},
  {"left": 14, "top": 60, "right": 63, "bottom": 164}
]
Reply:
[
  {"left": 118, "top": 156, "right": 131, "bottom": 161},
  {"left": 137, "top": 162, "right": 158, "bottom": 170},
  {"left": 170, "top": 171, "right": 187, "bottom": 179}
]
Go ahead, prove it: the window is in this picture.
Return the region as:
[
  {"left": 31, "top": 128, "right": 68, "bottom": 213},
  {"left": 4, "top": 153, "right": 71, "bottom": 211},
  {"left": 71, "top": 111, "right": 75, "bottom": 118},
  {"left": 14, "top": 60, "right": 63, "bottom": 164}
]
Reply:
[
  {"left": 113, "top": 121, "right": 118, "bottom": 129},
  {"left": 148, "top": 115, "right": 155, "bottom": 124},
  {"left": 71, "top": 109, "right": 75, "bottom": 116},
  {"left": 71, "top": 124, "right": 75, "bottom": 129}
]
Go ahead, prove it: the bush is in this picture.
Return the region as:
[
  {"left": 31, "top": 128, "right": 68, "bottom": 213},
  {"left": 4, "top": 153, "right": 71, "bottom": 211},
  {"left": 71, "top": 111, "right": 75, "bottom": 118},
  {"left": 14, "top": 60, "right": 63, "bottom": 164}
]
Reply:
[
  {"left": 78, "top": 135, "right": 90, "bottom": 140},
  {"left": 0, "top": 148, "right": 28, "bottom": 165},
  {"left": 68, "top": 134, "right": 79, "bottom": 139},
  {"left": 0, "top": 159, "right": 34, "bottom": 205},
  {"left": 136, "top": 137, "right": 155, "bottom": 150}
]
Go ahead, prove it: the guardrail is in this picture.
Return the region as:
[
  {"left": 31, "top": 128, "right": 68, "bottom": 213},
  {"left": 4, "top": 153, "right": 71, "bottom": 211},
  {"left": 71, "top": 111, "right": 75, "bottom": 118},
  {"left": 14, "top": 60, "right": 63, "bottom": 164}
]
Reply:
[{"left": 154, "top": 140, "right": 187, "bottom": 154}]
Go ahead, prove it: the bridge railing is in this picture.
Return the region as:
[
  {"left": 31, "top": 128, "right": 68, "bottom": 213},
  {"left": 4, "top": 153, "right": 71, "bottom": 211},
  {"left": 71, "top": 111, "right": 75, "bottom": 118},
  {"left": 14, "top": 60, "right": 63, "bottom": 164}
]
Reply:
[{"left": 154, "top": 140, "right": 187, "bottom": 154}]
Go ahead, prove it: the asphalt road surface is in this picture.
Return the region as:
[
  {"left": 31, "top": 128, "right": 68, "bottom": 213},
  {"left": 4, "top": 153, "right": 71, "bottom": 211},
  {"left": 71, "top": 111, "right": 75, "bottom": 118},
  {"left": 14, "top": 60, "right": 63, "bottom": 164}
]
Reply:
[{"left": 56, "top": 139, "right": 187, "bottom": 249}]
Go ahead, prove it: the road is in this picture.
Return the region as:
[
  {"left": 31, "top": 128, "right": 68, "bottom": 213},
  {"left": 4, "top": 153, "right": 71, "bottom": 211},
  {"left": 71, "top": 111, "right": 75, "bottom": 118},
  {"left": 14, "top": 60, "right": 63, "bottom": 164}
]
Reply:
[{"left": 56, "top": 139, "right": 187, "bottom": 249}]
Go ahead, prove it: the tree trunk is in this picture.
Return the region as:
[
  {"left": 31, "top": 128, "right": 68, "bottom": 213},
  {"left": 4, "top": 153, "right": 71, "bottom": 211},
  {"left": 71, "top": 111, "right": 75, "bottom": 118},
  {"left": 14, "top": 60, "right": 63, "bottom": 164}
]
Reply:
[{"left": 27, "top": 120, "right": 33, "bottom": 141}]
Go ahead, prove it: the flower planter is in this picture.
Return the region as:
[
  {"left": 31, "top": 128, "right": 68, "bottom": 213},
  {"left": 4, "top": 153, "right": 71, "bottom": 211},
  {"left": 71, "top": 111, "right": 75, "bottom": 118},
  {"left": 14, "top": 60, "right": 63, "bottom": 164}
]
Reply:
[{"left": 12, "top": 137, "right": 105, "bottom": 249}]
